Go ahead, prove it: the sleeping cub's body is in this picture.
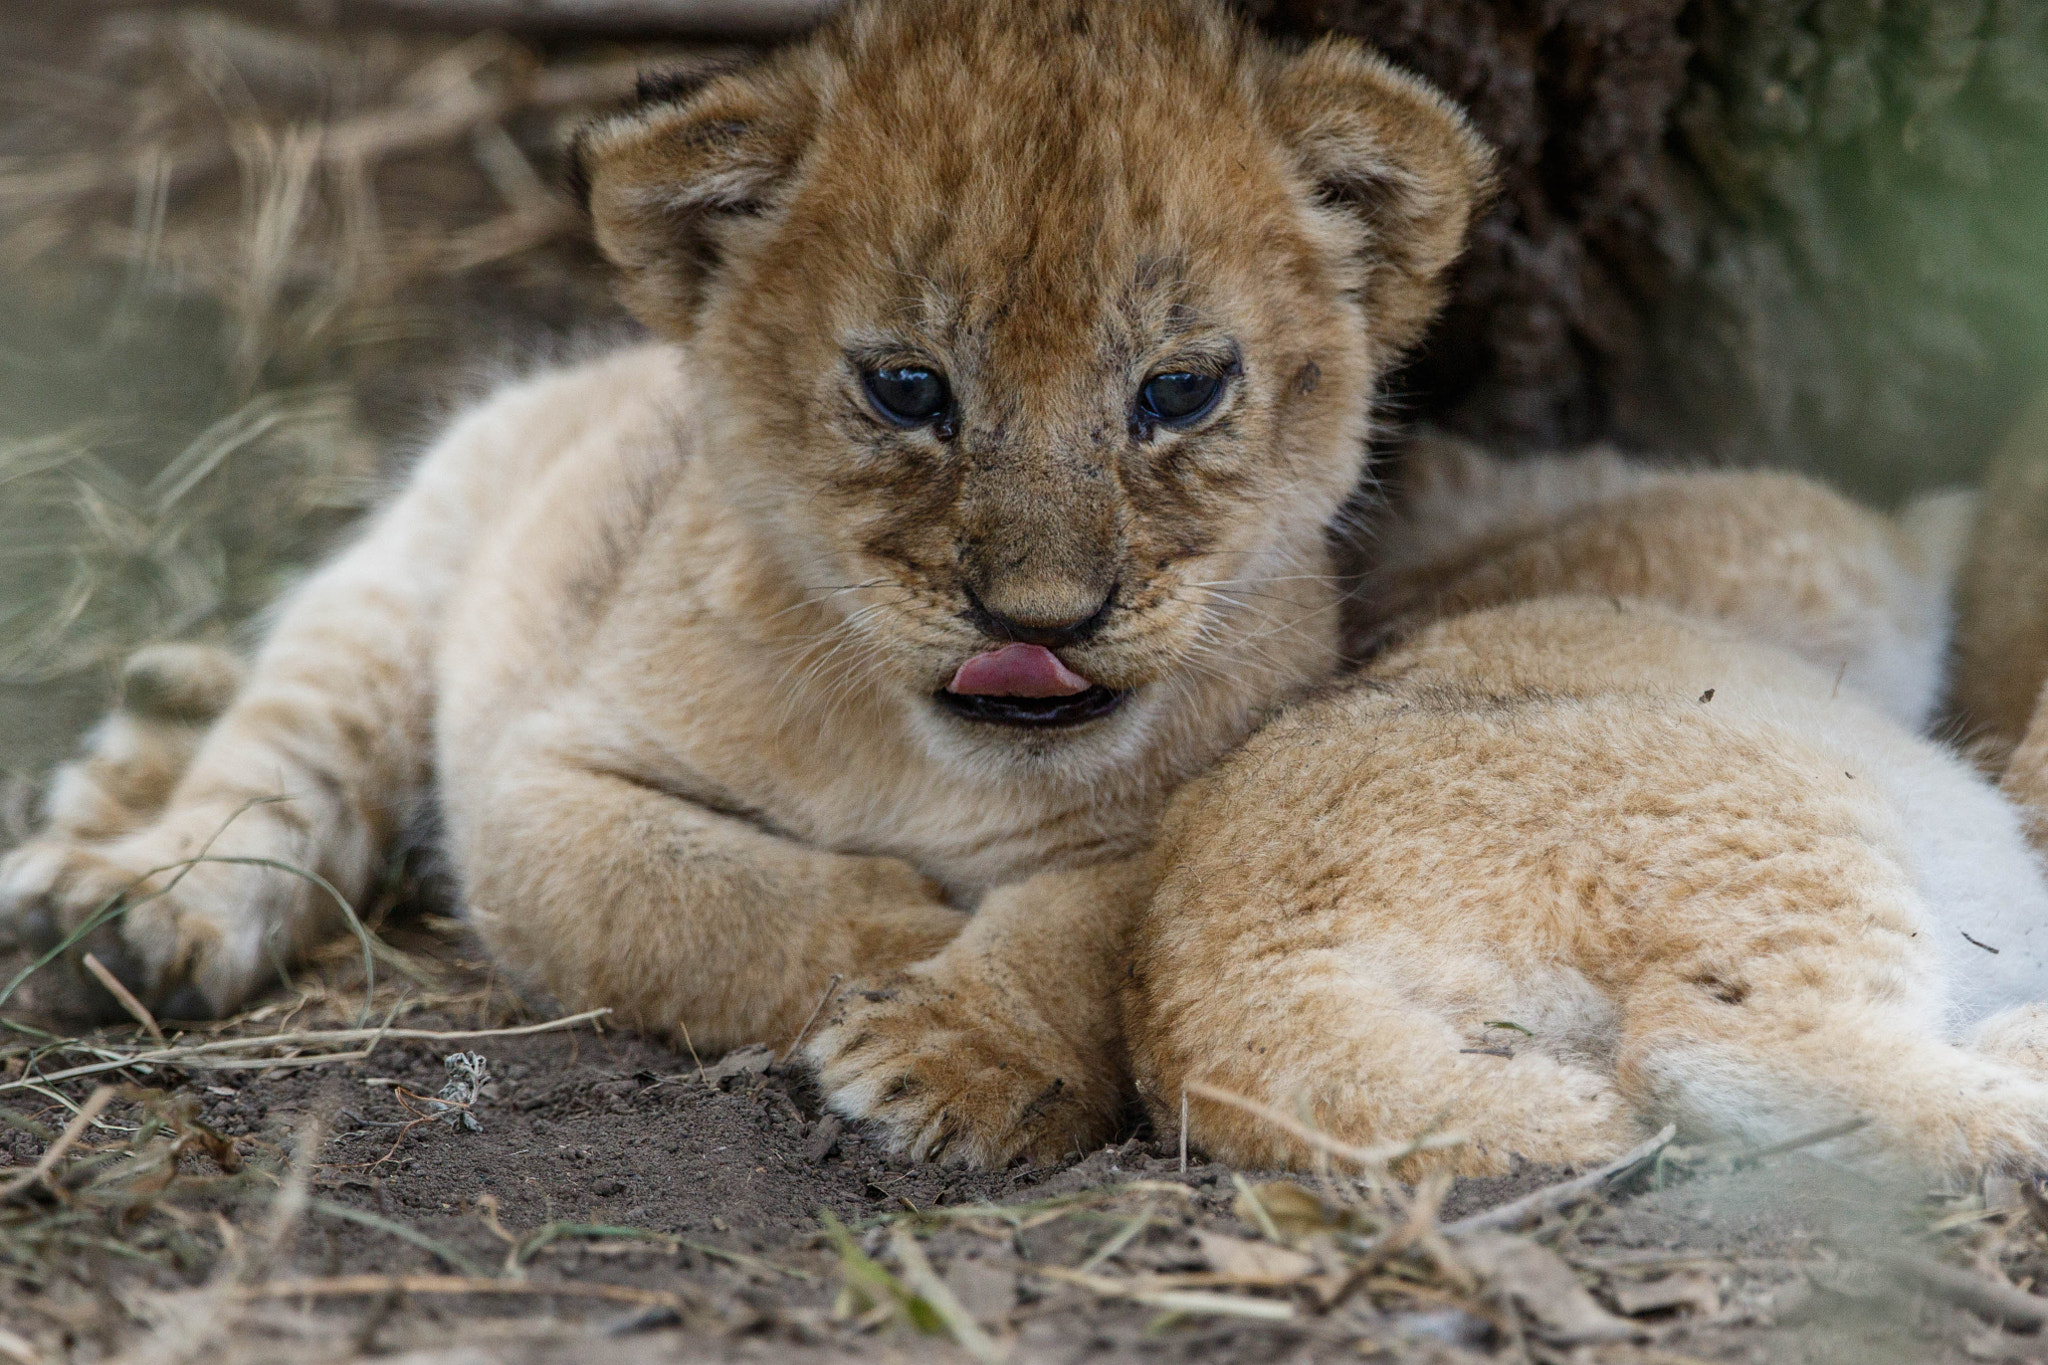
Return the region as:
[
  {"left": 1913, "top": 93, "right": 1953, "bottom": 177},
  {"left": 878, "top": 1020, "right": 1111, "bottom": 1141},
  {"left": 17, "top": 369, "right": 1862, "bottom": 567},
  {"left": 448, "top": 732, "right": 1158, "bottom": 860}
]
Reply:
[{"left": 1129, "top": 447, "right": 2048, "bottom": 1178}]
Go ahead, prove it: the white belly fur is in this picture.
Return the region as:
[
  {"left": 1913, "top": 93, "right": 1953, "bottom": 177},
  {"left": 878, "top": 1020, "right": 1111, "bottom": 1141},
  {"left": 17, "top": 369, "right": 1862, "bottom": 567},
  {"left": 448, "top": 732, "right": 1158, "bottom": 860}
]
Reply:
[{"left": 1879, "top": 734, "right": 2048, "bottom": 1029}]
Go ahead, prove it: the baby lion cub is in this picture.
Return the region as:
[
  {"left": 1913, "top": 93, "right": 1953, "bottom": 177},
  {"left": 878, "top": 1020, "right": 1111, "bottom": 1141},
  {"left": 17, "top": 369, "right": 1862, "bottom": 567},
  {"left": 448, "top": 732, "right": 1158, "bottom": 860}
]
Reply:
[
  {"left": 1128, "top": 440, "right": 2048, "bottom": 1180},
  {"left": 0, "top": 0, "right": 1492, "bottom": 1163}
]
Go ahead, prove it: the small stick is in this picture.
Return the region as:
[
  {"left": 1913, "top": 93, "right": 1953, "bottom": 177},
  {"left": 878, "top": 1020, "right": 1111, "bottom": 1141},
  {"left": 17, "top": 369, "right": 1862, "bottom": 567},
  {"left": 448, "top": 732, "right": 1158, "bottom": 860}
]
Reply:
[
  {"left": 0, "top": 1085, "right": 115, "bottom": 1201},
  {"left": 1444, "top": 1124, "right": 1676, "bottom": 1236},
  {"left": 1880, "top": 1251, "right": 2048, "bottom": 1331},
  {"left": 779, "top": 973, "right": 843, "bottom": 1066},
  {"left": 1029, "top": 1265, "right": 1296, "bottom": 1321},
  {"left": 1732, "top": 1115, "right": 1869, "bottom": 1164},
  {"left": 676, "top": 1017, "right": 707, "bottom": 1088},
  {"left": 1179, "top": 1089, "right": 1188, "bottom": 1174},
  {"left": 0, "top": 1009, "right": 610, "bottom": 1095},
  {"left": 1184, "top": 1079, "right": 1465, "bottom": 1171},
  {"left": 225, "top": 1273, "right": 690, "bottom": 1310},
  {"left": 80, "top": 953, "right": 164, "bottom": 1043}
]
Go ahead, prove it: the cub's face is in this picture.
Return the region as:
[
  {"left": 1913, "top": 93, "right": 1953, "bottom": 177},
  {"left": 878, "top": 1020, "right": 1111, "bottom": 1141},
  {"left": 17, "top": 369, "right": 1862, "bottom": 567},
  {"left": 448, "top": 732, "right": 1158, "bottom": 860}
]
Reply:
[{"left": 578, "top": 0, "right": 1490, "bottom": 768}]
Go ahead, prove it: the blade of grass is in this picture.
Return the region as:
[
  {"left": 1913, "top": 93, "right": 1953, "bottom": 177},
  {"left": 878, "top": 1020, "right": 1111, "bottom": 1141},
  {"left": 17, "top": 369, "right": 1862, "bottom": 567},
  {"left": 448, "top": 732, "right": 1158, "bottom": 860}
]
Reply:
[
  {"left": 819, "top": 1207, "right": 940, "bottom": 1334},
  {"left": 890, "top": 1226, "right": 1007, "bottom": 1363},
  {"left": 308, "top": 1197, "right": 486, "bottom": 1277}
]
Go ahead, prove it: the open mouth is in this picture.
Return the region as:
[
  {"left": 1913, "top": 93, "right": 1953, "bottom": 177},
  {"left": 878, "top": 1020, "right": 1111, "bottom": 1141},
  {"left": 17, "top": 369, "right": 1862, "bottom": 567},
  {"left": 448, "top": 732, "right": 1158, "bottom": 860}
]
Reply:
[{"left": 935, "top": 643, "right": 1128, "bottom": 729}]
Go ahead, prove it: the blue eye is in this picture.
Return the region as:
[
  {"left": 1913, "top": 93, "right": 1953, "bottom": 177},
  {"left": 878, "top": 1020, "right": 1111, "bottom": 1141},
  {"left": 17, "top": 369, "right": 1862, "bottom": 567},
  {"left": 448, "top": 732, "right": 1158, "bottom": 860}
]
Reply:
[
  {"left": 1139, "top": 371, "right": 1223, "bottom": 426},
  {"left": 864, "top": 367, "right": 951, "bottom": 426}
]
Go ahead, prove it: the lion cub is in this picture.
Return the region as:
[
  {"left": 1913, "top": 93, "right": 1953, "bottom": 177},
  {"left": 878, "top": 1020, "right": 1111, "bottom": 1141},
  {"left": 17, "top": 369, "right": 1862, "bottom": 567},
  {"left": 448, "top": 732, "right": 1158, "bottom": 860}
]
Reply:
[
  {"left": 1128, "top": 442, "right": 2048, "bottom": 1179},
  {"left": 0, "top": 0, "right": 1491, "bottom": 1164}
]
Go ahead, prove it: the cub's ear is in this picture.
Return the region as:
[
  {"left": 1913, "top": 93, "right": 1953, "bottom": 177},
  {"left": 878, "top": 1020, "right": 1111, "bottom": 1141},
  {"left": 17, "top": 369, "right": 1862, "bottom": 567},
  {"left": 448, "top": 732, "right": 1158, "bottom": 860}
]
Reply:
[
  {"left": 569, "top": 61, "right": 819, "bottom": 336},
  {"left": 1264, "top": 41, "right": 1496, "bottom": 358}
]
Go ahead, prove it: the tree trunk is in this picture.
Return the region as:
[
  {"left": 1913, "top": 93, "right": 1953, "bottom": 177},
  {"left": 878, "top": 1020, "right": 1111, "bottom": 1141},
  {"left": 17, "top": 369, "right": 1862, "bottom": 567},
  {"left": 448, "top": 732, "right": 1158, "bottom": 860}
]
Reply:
[{"left": 1251, "top": 0, "right": 2048, "bottom": 499}]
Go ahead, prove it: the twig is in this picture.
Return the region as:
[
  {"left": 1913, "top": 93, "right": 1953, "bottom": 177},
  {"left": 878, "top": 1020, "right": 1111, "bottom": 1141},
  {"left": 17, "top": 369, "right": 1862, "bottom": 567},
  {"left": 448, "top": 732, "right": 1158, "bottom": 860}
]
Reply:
[
  {"left": 1030, "top": 1265, "right": 1296, "bottom": 1321},
  {"left": 1184, "top": 1079, "right": 1466, "bottom": 1171},
  {"left": 0, "top": 1009, "right": 611, "bottom": 1094},
  {"left": 1444, "top": 1124, "right": 1676, "bottom": 1236},
  {"left": 1732, "top": 1116, "right": 1869, "bottom": 1164},
  {"left": 225, "top": 1273, "right": 691, "bottom": 1310},
  {"left": 79, "top": 953, "right": 163, "bottom": 1043},
  {"left": 1179, "top": 1089, "right": 1188, "bottom": 1174},
  {"left": 1880, "top": 1251, "right": 2048, "bottom": 1330},
  {"left": 0, "top": 1085, "right": 115, "bottom": 1201},
  {"left": 677, "top": 1016, "right": 707, "bottom": 1087},
  {"left": 779, "top": 972, "right": 842, "bottom": 1066}
]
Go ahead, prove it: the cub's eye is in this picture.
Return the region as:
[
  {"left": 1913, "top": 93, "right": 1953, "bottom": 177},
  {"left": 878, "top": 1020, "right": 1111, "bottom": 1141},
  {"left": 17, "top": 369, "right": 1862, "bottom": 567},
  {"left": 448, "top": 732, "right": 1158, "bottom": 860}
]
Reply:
[
  {"left": 1138, "top": 371, "right": 1223, "bottom": 426},
  {"left": 864, "top": 366, "right": 951, "bottom": 427}
]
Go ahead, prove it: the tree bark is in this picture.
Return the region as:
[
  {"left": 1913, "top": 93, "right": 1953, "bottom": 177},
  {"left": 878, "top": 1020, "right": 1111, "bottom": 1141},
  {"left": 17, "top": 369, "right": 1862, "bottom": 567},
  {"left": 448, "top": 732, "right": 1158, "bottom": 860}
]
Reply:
[{"left": 337, "top": 0, "right": 834, "bottom": 36}]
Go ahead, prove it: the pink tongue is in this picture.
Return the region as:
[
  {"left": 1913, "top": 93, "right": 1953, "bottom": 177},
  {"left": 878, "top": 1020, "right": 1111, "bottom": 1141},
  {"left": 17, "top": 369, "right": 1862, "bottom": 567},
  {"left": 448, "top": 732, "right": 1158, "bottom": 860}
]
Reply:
[{"left": 947, "top": 644, "right": 1093, "bottom": 698}]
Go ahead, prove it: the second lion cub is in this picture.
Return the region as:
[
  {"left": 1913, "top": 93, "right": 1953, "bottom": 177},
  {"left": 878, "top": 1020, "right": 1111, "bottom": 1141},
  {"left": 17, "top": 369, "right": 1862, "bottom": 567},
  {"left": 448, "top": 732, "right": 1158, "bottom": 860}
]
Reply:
[{"left": 1128, "top": 443, "right": 2048, "bottom": 1180}]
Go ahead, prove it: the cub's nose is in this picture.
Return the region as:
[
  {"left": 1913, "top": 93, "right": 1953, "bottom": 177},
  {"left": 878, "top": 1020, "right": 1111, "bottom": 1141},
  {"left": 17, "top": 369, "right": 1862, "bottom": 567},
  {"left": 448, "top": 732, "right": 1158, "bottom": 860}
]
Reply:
[{"left": 964, "top": 582, "right": 1116, "bottom": 649}]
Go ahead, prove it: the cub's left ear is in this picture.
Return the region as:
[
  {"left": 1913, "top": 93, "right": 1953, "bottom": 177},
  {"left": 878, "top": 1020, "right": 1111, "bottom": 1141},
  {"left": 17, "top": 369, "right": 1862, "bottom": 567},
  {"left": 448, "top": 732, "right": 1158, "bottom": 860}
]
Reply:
[
  {"left": 1265, "top": 41, "right": 1497, "bottom": 357},
  {"left": 568, "top": 59, "right": 821, "bottom": 337}
]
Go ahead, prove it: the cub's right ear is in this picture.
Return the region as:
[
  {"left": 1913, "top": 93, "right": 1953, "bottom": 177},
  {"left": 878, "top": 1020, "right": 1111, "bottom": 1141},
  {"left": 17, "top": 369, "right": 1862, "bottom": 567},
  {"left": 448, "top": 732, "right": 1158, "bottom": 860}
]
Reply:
[{"left": 569, "top": 61, "right": 819, "bottom": 337}]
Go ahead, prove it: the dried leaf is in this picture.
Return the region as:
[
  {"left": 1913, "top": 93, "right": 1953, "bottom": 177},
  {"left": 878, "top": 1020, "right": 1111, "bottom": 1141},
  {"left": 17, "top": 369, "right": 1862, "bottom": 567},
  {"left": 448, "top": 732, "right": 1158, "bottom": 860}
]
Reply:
[
  {"left": 1458, "top": 1233, "right": 1643, "bottom": 1345},
  {"left": 1233, "top": 1180, "right": 1377, "bottom": 1239},
  {"left": 1606, "top": 1270, "right": 1722, "bottom": 1317},
  {"left": 706, "top": 1044, "right": 775, "bottom": 1089},
  {"left": 1193, "top": 1230, "right": 1318, "bottom": 1283}
]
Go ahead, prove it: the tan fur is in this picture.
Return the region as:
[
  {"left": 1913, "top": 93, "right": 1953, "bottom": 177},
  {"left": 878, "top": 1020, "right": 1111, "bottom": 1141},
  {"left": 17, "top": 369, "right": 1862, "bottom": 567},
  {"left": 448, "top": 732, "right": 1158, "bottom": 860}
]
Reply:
[
  {"left": 1363, "top": 436, "right": 1958, "bottom": 729},
  {"left": 1127, "top": 449, "right": 2048, "bottom": 1181},
  {"left": 0, "top": 0, "right": 1490, "bottom": 1161},
  {"left": 1945, "top": 392, "right": 2048, "bottom": 853},
  {"left": 37, "top": 645, "right": 245, "bottom": 847},
  {"left": 2010, "top": 684, "right": 2048, "bottom": 853},
  {"left": 1951, "top": 392, "right": 2048, "bottom": 769}
]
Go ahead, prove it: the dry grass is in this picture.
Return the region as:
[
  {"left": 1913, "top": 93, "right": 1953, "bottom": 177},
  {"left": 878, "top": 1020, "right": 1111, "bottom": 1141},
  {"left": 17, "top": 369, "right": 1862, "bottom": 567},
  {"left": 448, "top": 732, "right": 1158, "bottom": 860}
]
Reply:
[{"left": 0, "top": 8, "right": 715, "bottom": 728}]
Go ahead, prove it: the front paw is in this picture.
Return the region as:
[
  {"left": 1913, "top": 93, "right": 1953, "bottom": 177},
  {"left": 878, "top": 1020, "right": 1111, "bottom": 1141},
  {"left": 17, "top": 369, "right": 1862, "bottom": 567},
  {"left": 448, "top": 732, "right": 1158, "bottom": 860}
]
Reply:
[
  {"left": 804, "top": 970, "right": 1119, "bottom": 1167},
  {"left": 0, "top": 835, "right": 260, "bottom": 1022}
]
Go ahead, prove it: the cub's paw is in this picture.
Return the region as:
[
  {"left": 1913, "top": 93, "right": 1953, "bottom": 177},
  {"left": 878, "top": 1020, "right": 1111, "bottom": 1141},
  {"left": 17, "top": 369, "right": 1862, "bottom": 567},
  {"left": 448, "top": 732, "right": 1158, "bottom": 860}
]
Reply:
[
  {"left": 804, "top": 971, "right": 1119, "bottom": 1168},
  {"left": 0, "top": 834, "right": 264, "bottom": 1022}
]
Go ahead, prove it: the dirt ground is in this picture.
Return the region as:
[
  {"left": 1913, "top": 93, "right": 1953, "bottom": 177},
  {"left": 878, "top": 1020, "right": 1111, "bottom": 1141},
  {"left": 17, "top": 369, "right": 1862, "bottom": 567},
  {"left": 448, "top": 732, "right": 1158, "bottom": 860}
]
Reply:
[
  {"left": 5, "top": 934, "right": 2048, "bottom": 1365},
  {"left": 6, "top": 5, "right": 2048, "bottom": 1363}
]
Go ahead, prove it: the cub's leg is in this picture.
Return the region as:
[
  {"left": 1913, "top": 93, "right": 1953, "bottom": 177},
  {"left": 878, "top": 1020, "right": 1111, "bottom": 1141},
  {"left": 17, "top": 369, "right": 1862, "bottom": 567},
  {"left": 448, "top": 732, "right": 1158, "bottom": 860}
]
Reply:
[
  {"left": 1615, "top": 978, "right": 2048, "bottom": 1177},
  {"left": 35, "top": 643, "right": 244, "bottom": 846},
  {"left": 454, "top": 742, "right": 969, "bottom": 1059},
  {"left": 801, "top": 858, "right": 1151, "bottom": 1167},
  {"left": 0, "top": 396, "right": 517, "bottom": 1021},
  {"left": 0, "top": 511, "right": 450, "bottom": 1018},
  {"left": 1128, "top": 955, "right": 1643, "bottom": 1177}
]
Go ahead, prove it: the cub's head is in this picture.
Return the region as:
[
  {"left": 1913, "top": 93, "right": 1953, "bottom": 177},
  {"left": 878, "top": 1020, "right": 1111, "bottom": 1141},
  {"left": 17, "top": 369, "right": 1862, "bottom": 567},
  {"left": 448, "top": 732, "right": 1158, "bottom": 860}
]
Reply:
[{"left": 574, "top": 0, "right": 1491, "bottom": 769}]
